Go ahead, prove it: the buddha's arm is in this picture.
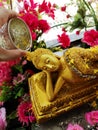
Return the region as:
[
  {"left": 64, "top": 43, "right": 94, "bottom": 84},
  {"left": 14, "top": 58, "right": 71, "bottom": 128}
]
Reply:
[
  {"left": 54, "top": 76, "right": 65, "bottom": 98},
  {"left": 44, "top": 71, "right": 54, "bottom": 101}
]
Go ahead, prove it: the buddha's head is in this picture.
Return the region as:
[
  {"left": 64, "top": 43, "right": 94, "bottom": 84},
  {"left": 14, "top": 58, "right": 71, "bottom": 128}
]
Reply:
[{"left": 26, "top": 48, "right": 60, "bottom": 72}]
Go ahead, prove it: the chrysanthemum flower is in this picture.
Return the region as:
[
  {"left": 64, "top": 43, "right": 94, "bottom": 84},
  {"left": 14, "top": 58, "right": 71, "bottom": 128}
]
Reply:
[
  {"left": 17, "top": 101, "right": 36, "bottom": 126},
  {"left": 12, "top": 73, "right": 25, "bottom": 86}
]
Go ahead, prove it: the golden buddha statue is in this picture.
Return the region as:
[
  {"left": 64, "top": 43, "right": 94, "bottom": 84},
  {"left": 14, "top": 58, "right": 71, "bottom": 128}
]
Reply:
[
  {"left": 26, "top": 48, "right": 60, "bottom": 101},
  {"left": 26, "top": 46, "right": 98, "bottom": 123}
]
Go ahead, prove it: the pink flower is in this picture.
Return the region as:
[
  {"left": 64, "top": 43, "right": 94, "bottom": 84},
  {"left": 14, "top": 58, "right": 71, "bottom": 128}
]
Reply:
[
  {"left": 0, "top": 102, "right": 4, "bottom": 107},
  {"left": 0, "top": 2, "right": 3, "bottom": 6},
  {"left": 66, "top": 123, "right": 84, "bottom": 130},
  {"left": 82, "top": 29, "right": 98, "bottom": 46},
  {"left": 0, "top": 59, "right": 20, "bottom": 86},
  {"left": 0, "top": 0, "right": 7, "bottom": 6},
  {"left": 17, "top": 0, "right": 23, "bottom": 2},
  {"left": 0, "top": 107, "right": 7, "bottom": 130},
  {"left": 17, "top": 101, "right": 36, "bottom": 125},
  {"left": 57, "top": 32, "right": 70, "bottom": 48},
  {"left": 0, "top": 62, "right": 12, "bottom": 86},
  {"left": 85, "top": 110, "right": 98, "bottom": 125},
  {"left": 22, "top": 60, "right": 27, "bottom": 65},
  {"left": 13, "top": 73, "right": 25, "bottom": 85}
]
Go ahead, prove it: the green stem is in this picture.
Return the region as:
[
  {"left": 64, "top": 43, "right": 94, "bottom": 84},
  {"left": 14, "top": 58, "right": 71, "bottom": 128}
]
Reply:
[
  {"left": 51, "top": 22, "right": 68, "bottom": 28},
  {"left": 82, "top": 0, "right": 98, "bottom": 30}
]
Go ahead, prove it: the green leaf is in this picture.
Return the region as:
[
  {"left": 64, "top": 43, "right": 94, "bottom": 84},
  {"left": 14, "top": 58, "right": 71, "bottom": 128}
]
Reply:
[
  {"left": 15, "top": 88, "right": 24, "bottom": 99},
  {"left": 7, "top": 111, "right": 17, "bottom": 120},
  {"left": 0, "top": 86, "right": 12, "bottom": 102},
  {"left": 11, "top": 64, "right": 23, "bottom": 74},
  {"left": 31, "top": 123, "right": 40, "bottom": 130}
]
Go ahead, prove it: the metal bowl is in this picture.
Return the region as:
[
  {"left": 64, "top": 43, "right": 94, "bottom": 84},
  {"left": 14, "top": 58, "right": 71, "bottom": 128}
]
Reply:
[{"left": 8, "top": 17, "right": 32, "bottom": 50}]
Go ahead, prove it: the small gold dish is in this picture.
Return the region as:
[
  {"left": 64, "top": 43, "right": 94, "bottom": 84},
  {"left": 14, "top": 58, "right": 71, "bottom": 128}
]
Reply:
[{"left": 8, "top": 17, "right": 32, "bottom": 50}]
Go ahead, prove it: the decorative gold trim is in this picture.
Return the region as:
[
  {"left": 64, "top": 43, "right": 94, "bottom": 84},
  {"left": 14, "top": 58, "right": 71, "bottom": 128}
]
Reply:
[{"left": 28, "top": 74, "right": 98, "bottom": 123}]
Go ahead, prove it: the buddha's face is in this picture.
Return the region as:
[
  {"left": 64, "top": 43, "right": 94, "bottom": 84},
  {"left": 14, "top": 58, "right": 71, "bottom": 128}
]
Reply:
[{"left": 36, "top": 54, "right": 60, "bottom": 71}]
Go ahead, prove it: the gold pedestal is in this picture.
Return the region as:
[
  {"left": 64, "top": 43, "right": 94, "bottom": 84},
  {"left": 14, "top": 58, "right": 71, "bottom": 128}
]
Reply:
[{"left": 28, "top": 72, "right": 97, "bottom": 123}]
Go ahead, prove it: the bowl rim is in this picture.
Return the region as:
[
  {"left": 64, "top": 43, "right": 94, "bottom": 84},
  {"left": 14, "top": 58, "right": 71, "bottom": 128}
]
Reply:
[{"left": 8, "top": 17, "right": 32, "bottom": 50}]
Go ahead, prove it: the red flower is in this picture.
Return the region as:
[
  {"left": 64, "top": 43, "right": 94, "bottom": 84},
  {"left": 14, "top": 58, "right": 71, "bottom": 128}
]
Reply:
[
  {"left": 47, "top": 2, "right": 55, "bottom": 19},
  {"left": 20, "top": 13, "right": 38, "bottom": 30},
  {"left": 23, "top": 0, "right": 37, "bottom": 12},
  {"left": 61, "top": 6, "right": 66, "bottom": 12},
  {"left": 57, "top": 32, "right": 70, "bottom": 48},
  {"left": 76, "top": 30, "right": 80, "bottom": 35},
  {"left": 66, "top": 14, "right": 71, "bottom": 18},
  {"left": 31, "top": 32, "right": 37, "bottom": 40},
  {"left": 38, "top": 19, "right": 50, "bottom": 33},
  {"left": 82, "top": 29, "right": 98, "bottom": 46},
  {"left": 38, "top": 0, "right": 55, "bottom": 19},
  {"left": 17, "top": 101, "right": 36, "bottom": 126},
  {"left": 62, "top": 27, "right": 67, "bottom": 32},
  {"left": 26, "top": 69, "right": 34, "bottom": 75},
  {"left": 38, "top": 0, "right": 48, "bottom": 13}
]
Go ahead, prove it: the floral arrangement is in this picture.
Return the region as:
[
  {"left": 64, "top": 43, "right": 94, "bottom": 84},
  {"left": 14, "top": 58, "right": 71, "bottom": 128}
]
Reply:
[{"left": 0, "top": 0, "right": 98, "bottom": 130}]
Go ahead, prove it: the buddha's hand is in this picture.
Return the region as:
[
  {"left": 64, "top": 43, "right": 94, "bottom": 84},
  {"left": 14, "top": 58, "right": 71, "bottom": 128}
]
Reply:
[
  {"left": 25, "top": 51, "right": 32, "bottom": 61},
  {"left": 43, "top": 70, "right": 54, "bottom": 101}
]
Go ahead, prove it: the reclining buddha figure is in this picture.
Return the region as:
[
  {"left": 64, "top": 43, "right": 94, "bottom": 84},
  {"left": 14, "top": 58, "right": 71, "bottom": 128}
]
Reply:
[{"left": 26, "top": 46, "right": 98, "bottom": 101}]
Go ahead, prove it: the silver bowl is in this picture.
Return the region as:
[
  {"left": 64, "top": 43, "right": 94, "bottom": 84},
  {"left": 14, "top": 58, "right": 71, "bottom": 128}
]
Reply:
[{"left": 8, "top": 17, "right": 32, "bottom": 50}]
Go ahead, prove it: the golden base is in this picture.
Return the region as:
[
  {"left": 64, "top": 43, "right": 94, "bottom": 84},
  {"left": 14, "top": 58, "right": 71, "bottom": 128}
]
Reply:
[{"left": 28, "top": 72, "right": 97, "bottom": 123}]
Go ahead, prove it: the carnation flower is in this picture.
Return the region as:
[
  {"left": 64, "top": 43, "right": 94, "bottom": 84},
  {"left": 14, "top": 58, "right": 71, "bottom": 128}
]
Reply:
[
  {"left": 82, "top": 29, "right": 98, "bottom": 46},
  {"left": 0, "top": 59, "right": 20, "bottom": 86},
  {"left": 21, "top": 13, "right": 39, "bottom": 30},
  {"left": 66, "top": 123, "right": 84, "bottom": 130},
  {"left": 0, "top": 62, "right": 12, "bottom": 86},
  {"left": 17, "top": 101, "right": 36, "bottom": 126},
  {"left": 57, "top": 32, "right": 70, "bottom": 48},
  {"left": 85, "top": 110, "right": 98, "bottom": 125},
  {"left": 38, "top": 19, "right": 50, "bottom": 33}
]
